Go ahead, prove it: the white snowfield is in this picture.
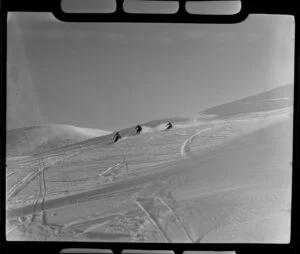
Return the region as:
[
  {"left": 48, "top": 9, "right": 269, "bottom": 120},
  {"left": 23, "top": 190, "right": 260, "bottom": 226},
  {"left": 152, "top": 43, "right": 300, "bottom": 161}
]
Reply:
[{"left": 6, "top": 86, "right": 293, "bottom": 243}]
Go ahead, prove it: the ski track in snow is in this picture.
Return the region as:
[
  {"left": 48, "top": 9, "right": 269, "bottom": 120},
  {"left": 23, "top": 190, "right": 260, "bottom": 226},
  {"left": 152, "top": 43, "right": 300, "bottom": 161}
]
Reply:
[
  {"left": 134, "top": 199, "right": 170, "bottom": 243},
  {"left": 98, "top": 163, "right": 122, "bottom": 177},
  {"left": 180, "top": 127, "right": 211, "bottom": 158},
  {"left": 156, "top": 196, "right": 194, "bottom": 242},
  {"left": 6, "top": 152, "right": 77, "bottom": 201},
  {"left": 6, "top": 171, "right": 17, "bottom": 178}
]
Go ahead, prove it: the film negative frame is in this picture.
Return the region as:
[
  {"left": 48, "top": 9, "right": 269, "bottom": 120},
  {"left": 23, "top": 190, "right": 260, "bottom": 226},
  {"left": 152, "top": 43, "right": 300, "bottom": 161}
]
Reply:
[{"left": 1, "top": 1, "right": 299, "bottom": 254}]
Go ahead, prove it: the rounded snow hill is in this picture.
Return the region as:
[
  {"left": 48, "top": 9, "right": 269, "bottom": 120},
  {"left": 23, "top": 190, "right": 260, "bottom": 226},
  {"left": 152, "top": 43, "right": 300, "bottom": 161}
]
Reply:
[{"left": 6, "top": 124, "right": 111, "bottom": 157}]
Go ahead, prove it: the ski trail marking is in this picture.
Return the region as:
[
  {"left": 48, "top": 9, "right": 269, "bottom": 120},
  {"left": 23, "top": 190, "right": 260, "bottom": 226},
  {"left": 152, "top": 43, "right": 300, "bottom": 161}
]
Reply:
[
  {"left": 63, "top": 211, "right": 126, "bottom": 230},
  {"left": 74, "top": 221, "right": 110, "bottom": 238},
  {"left": 6, "top": 153, "right": 76, "bottom": 200},
  {"left": 30, "top": 173, "right": 43, "bottom": 223},
  {"left": 156, "top": 197, "right": 194, "bottom": 242},
  {"left": 134, "top": 199, "right": 170, "bottom": 242},
  {"left": 6, "top": 171, "right": 17, "bottom": 178},
  {"left": 41, "top": 168, "right": 48, "bottom": 225},
  {"left": 98, "top": 163, "right": 122, "bottom": 177},
  {"left": 63, "top": 219, "right": 86, "bottom": 229},
  {"left": 180, "top": 127, "right": 211, "bottom": 158},
  {"left": 6, "top": 169, "right": 43, "bottom": 200},
  {"left": 6, "top": 225, "right": 19, "bottom": 236}
]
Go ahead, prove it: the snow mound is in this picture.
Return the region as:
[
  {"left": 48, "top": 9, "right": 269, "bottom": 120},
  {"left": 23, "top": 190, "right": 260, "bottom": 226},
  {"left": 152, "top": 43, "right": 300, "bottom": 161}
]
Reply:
[{"left": 6, "top": 124, "right": 111, "bottom": 156}]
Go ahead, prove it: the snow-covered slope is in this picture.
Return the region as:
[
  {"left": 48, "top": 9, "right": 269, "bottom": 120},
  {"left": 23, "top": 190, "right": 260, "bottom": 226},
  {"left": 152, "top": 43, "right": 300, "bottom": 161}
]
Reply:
[
  {"left": 6, "top": 84, "right": 293, "bottom": 242},
  {"left": 200, "top": 84, "right": 293, "bottom": 119},
  {"left": 6, "top": 125, "right": 111, "bottom": 157}
]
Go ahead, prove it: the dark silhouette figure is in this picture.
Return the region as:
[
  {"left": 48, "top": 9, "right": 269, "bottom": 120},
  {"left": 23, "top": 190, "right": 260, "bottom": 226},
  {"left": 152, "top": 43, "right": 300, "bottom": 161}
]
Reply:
[
  {"left": 135, "top": 125, "right": 142, "bottom": 134},
  {"left": 112, "top": 131, "right": 122, "bottom": 143},
  {"left": 166, "top": 122, "right": 173, "bottom": 130}
]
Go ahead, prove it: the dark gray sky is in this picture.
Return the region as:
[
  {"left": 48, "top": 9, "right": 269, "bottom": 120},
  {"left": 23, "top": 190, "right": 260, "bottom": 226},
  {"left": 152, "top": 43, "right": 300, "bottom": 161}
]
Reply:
[{"left": 7, "top": 12, "right": 294, "bottom": 131}]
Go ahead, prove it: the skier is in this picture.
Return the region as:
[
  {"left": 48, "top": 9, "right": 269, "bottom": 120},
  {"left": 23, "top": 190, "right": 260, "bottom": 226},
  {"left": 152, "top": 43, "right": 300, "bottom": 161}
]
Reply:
[
  {"left": 135, "top": 125, "right": 142, "bottom": 134},
  {"left": 166, "top": 122, "right": 173, "bottom": 130},
  {"left": 112, "top": 131, "right": 122, "bottom": 143}
]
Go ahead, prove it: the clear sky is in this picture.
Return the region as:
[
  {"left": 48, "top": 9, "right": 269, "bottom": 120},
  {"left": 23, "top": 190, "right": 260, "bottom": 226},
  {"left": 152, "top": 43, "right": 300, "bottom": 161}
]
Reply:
[{"left": 7, "top": 11, "right": 294, "bottom": 131}]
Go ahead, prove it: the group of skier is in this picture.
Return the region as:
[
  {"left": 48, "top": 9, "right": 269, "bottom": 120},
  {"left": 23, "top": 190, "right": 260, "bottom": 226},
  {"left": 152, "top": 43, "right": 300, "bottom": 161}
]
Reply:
[{"left": 112, "top": 122, "right": 173, "bottom": 143}]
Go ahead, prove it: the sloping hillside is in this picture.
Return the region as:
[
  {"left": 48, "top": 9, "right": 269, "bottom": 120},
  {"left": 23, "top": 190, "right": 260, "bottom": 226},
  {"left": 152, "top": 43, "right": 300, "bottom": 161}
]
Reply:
[
  {"left": 6, "top": 84, "right": 293, "bottom": 242},
  {"left": 6, "top": 125, "right": 111, "bottom": 157},
  {"left": 200, "top": 84, "right": 293, "bottom": 118}
]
